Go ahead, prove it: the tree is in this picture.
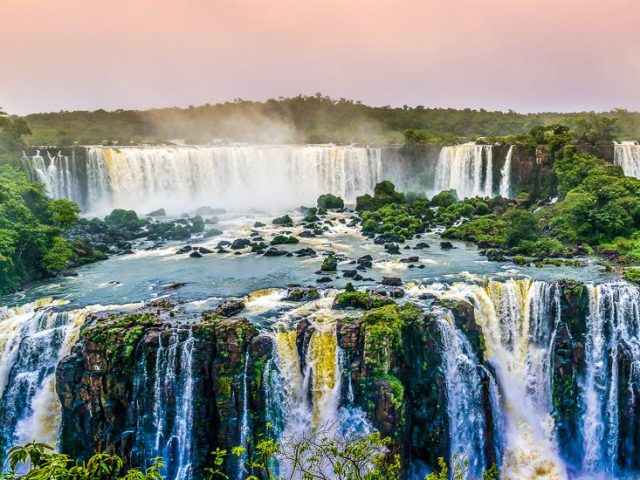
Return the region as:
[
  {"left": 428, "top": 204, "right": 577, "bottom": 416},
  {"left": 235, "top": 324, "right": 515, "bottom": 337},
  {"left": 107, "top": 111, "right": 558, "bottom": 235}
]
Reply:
[{"left": 48, "top": 199, "right": 81, "bottom": 228}]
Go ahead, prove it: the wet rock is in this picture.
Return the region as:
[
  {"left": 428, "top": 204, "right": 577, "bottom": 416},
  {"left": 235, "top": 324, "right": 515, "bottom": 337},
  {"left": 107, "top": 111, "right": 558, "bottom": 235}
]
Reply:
[
  {"left": 263, "top": 248, "right": 287, "bottom": 257},
  {"left": 146, "top": 208, "right": 166, "bottom": 217},
  {"left": 207, "top": 299, "right": 246, "bottom": 317},
  {"left": 400, "top": 256, "right": 419, "bottom": 263},
  {"left": 254, "top": 221, "right": 266, "bottom": 228},
  {"left": 440, "top": 241, "right": 454, "bottom": 249},
  {"left": 381, "top": 277, "right": 402, "bottom": 287},
  {"left": 299, "top": 230, "right": 315, "bottom": 238},
  {"left": 230, "top": 239, "right": 251, "bottom": 250},
  {"left": 62, "top": 270, "right": 79, "bottom": 277},
  {"left": 284, "top": 286, "right": 320, "bottom": 302},
  {"left": 189, "top": 251, "right": 202, "bottom": 258},
  {"left": 414, "top": 242, "right": 430, "bottom": 249},
  {"left": 176, "top": 245, "right": 193, "bottom": 254},
  {"left": 342, "top": 269, "right": 358, "bottom": 278},
  {"left": 385, "top": 243, "right": 401, "bottom": 254},
  {"left": 198, "top": 246, "right": 214, "bottom": 254},
  {"left": 294, "top": 247, "right": 316, "bottom": 258},
  {"left": 217, "top": 240, "right": 231, "bottom": 248},
  {"left": 204, "top": 228, "right": 223, "bottom": 238},
  {"left": 316, "top": 276, "right": 333, "bottom": 283},
  {"left": 357, "top": 255, "right": 373, "bottom": 268}
]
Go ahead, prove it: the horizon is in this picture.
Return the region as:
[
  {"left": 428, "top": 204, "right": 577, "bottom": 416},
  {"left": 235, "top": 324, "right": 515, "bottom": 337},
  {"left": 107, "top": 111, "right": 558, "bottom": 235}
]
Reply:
[{"left": 2, "top": 0, "right": 640, "bottom": 115}]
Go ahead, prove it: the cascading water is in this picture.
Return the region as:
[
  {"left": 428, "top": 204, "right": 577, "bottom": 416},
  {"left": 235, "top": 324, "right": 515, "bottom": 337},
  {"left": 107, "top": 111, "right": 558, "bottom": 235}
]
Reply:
[
  {"left": 451, "top": 279, "right": 567, "bottom": 479},
  {"left": 499, "top": 145, "right": 513, "bottom": 198},
  {"left": 237, "top": 351, "right": 251, "bottom": 480},
  {"left": 613, "top": 141, "right": 640, "bottom": 179},
  {"left": 21, "top": 150, "right": 85, "bottom": 206},
  {"left": 581, "top": 282, "right": 640, "bottom": 475},
  {"left": 23, "top": 145, "right": 384, "bottom": 214},
  {"left": 434, "top": 309, "right": 489, "bottom": 478},
  {"left": 135, "top": 328, "right": 195, "bottom": 480},
  {"left": 434, "top": 143, "right": 494, "bottom": 199},
  {"left": 0, "top": 299, "right": 87, "bottom": 464}
]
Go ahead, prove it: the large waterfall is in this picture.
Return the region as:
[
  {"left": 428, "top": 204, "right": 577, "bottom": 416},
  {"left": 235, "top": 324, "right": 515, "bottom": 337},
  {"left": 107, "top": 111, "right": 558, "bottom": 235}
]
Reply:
[
  {"left": 614, "top": 141, "right": 640, "bottom": 179},
  {"left": 22, "top": 145, "right": 384, "bottom": 214}
]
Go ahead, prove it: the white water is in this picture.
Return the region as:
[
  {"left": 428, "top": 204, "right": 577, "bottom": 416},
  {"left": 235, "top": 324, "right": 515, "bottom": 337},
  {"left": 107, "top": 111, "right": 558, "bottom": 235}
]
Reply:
[
  {"left": 613, "top": 141, "right": 640, "bottom": 179},
  {"left": 581, "top": 283, "right": 640, "bottom": 475},
  {"left": 435, "top": 309, "right": 488, "bottom": 477},
  {"left": 0, "top": 299, "right": 93, "bottom": 463},
  {"left": 24, "top": 145, "right": 384, "bottom": 215},
  {"left": 21, "top": 150, "right": 84, "bottom": 204},
  {"left": 499, "top": 146, "right": 514, "bottom": 198},
  {"left": 434, "top": 143, "right": 494, "bottom": 199},
  {"left": 138, "top": 328, "right": 195, "bottom": 480}
]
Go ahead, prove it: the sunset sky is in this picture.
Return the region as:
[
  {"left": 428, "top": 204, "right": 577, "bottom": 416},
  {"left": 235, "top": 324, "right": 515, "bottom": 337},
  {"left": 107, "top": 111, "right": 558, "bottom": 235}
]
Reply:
[{"left": 1, "top": 0, "right": 639, "bottom": 114}]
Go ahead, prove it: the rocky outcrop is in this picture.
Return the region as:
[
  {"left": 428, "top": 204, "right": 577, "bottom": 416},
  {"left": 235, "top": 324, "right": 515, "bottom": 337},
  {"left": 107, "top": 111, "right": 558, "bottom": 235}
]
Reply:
[{"left": 56, "top": 303, "right": 265, "bottom": 479}]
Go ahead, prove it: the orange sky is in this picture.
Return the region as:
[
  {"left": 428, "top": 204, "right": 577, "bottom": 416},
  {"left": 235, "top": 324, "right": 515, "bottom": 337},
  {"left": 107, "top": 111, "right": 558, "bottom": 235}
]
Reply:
[{"left": 1, "top": 0, "right": 639, "bottom": 114}]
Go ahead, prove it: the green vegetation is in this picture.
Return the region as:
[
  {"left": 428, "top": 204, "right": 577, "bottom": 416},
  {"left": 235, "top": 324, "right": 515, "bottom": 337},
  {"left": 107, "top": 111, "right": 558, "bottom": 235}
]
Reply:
[
  {"left": 321, "top": 255, "right": 337, "bottom": 271},
  {"left": 333, "top": 291, "right": 395, "bottom": 310},
  {"left": 356, "top": 181, "right": 405, "bottom": 212},
  {"left": 272, "top": 214, "right": 293, "bottom": 227},
  {"left": 1, "top": 442, "right": 163, "bottom": 480},
  {"left": 15, "top": 95, "right": 640, "bottom": 146},
  {"left": 270, "top": 235, "right": 299, "bottom": 246},
  {"left": 317, "top": 193, "right": 344, "bottom": 210}
]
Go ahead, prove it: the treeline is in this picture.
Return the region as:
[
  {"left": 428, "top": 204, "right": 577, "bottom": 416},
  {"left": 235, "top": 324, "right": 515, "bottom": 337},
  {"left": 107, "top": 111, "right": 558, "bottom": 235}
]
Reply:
[{"left": 16, "top": 94, "right": 640, "bottom": 146}]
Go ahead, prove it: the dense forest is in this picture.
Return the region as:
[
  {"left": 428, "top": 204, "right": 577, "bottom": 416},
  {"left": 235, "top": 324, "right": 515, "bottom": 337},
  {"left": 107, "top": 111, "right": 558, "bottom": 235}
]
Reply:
[{"left": 14, "top": 94, "right": 640, "bottom": 146}]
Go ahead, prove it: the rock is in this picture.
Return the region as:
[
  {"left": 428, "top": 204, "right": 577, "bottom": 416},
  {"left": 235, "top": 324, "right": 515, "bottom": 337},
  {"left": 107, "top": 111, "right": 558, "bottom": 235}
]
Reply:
[
  {"left": 62, "top": 270, "right": 79, "bottom": 277},
  {"left": 204, "top": 229, "right": 223, "bottom": 238},
  {"left": 357, "top": 255, "right": 373, "bottom": 268},
  {"left": 400, "top": 256, "right": 419, "bottom": 263},
  {"left": 385, "top": 243, "right": 401, "bottom": 254},
  {"left": 198, "top": 247, "right": 214, "bottom": 254},
  {"left": 316, "top": 276, "right": 333, "bottom": 283},
  {"left": 217, "top": 248, "right": 229, "bottom": 254},
  {"left": 146, "top": 208, "right": 166, "bottom": 217},
  {"left": 294, "top": 247, "right": 316, "bottom": 258},
  {"left": 209, "top": 299, "right": 246, "bottom": 317},
  {"left": 440, "top": 241, "right": 454, "bottom": 250},
  {"left": 414, "top": 242, "right": 430, "bottom": 249},
  {"left": 253, "top": 222, "right": 266, "bottom": 228},
  {"left": 321, "top": 255, "right": 338, "bottom": 272},
  {"left": 230, "top": 239, "right": 251, "bottom": 250},
  {"left": 343, "top": 269, "right": 358, "bottom": 278},
  {"left": 272, "top": 215, "right": 293, "bottom": 227},
  {"left": 317, "top": 193, "right": 345, "bottom": 210},
  {"left": 284, "top": 286, "right": 320, "bottom": 302},
  {"left": 176, "top": 245, "right": 193, "bottom": 254},
  {"left": 381, "top": 277, "right": 402, "bottom": 287},
  {"left": 189, "top": 251, "right": 202, "bottom": 258},
  {"left": 263, "top": 248, "right": 287, "bottom": 257},
  {"left": 299, "top": 230, "right": 315, "bottom": 238}
]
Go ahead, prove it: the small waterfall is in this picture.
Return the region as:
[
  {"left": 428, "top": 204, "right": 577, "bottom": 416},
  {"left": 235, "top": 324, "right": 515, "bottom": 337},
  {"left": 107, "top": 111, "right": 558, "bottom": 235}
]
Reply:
[
  {"left": 0, "top": 300, "right": 86, "bottom": 463},
  {"left": 499, "top": 146, "right": 513, "bottom": 198},
  {"left": 236, "top": 351, "right": 251, "bottom": 480},
  {"left": 581, "top": 282, "right": 640, "bottom": 474},
  {"left": 21, "top": 150, "right": 84, "bottom": 206},
  {"left": 136, "top": 328, "right": 195, "bottom": 480},
  {"left": 435, "top": 310, "right": 489, "bottom": 477},
  {"left": 24, "top": 145, "right": 384, "bottom": 214},
  {"left": 614, "top": 141, "right": 640, "bottom": 179},
  {"left": 434, "top": 143, "right": 494, "bottom": 199}
]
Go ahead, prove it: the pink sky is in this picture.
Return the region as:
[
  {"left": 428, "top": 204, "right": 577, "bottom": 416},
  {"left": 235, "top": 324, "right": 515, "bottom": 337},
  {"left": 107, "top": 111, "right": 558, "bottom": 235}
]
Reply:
[{"left": 1, "top": 0, "right": 639, "bottom": 114}]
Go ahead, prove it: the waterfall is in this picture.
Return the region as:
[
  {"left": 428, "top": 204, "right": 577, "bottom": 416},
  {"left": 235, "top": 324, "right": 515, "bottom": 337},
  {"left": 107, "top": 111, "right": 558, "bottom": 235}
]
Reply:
[
  {"left": 136, "top": 328, "right": 195, "bottom": 480},
  {"left": 435, "top": 310, "right": 489, "bottom": 477},
  {"left": 21, "top": 150, "right": 85, "bottom": 206},
  {"left": 0, "top": 299, "right": 87, "bottom": 464},
  {"left": 454, "top": 279, "right": 567, "bottom": 479},
  {"left": 434, "top": 143, "right": 494, "bottom": 199},
  {"left": 499, "top": 146, "right": 513, "bottom": 198},
  {"left": 23, "top": 145, "right": 384, "bottom": 215},
  {"left": 237, "top": 351, "right": 251, "bottom": 480},
  {"left": 581, "top": 282, "right": 640, "bottom": 475},
  {"left": 614, "top": 141, "right": 640, "bottom": 179}
]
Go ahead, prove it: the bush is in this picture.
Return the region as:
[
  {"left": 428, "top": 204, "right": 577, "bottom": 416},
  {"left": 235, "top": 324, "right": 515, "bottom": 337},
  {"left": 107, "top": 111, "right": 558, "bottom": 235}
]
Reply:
[
  {"left": 317, "top": 193, "right": 344, "bottom": 209},
  {"left": 272, "top": 214, "right": 293, "bottom": 226},
  {"left": 430, "top": 189, "right": 458, "bottom": 208}
]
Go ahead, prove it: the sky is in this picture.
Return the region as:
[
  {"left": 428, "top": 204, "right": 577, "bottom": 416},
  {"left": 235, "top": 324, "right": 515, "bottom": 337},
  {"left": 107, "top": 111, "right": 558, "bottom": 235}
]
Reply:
[{"left": 1, "top": 0, "right": 639, "bottom": 115}]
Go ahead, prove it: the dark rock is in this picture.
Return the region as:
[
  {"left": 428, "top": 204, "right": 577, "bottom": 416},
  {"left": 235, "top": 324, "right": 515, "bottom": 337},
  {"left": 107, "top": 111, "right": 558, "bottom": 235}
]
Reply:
[
  {"left": 299, "top": 230, "right": 315, "bottom": 238},
  {"left": 284, "top": 286, "right": 320, "bottom": 302},
  {"left": 146, "top": 208, "right": 166, "bottom": 217},
  {"left": 294, "top": 247, "right": 317, "bottom": 258},
  {"left": 381, "top": 277, "right": 402, "bottom": 287},
  {"left": 62, "top": 270, "right": 79, "bottom": 277},
  {"left": 357, "top": 255, "right": 373, "bottom": 268},
  {"left": 189, "top": 251, "right": 203, "bottom": 258},
  {"left": 414, "top": 242, "right": 430, "bottom": 249},
  {"left": 176, "top": 245, "right": 193, "bottom": 254},
  {"left": 343, "top": 269, "right": 358, "bottom": 278},
  {"left": 263, "top": 248, "right": 287, "bottom": 257},
  {"left": 254, "top": 222, "right": 266, "bottom": 228},
  {"left": 198, "top": 247, "right": 214, "bottom": 254},
  {"left": 316, "top": 277, "right": 333, "bottom": 283},
  {"left": 400, "top": 256, "right": 419, "bottom": 263},
  {"left": 440, "top": 241, "right": 455, "bottom": 249},
  {"left": 231, "top": 239, "right": 251, "bottom": 250}
]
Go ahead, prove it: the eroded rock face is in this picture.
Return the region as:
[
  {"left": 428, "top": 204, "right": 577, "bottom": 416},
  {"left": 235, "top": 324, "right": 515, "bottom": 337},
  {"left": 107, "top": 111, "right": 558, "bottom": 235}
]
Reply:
[{"left": 56, "top": 305, "right": 264, "bottom": 479}]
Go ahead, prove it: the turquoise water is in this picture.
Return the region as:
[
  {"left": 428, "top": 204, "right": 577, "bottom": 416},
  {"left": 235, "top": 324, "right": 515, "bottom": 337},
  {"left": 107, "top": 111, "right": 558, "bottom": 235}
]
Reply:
[{"left": 3, "top": 208, "right": 613, "bottom": 310}]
